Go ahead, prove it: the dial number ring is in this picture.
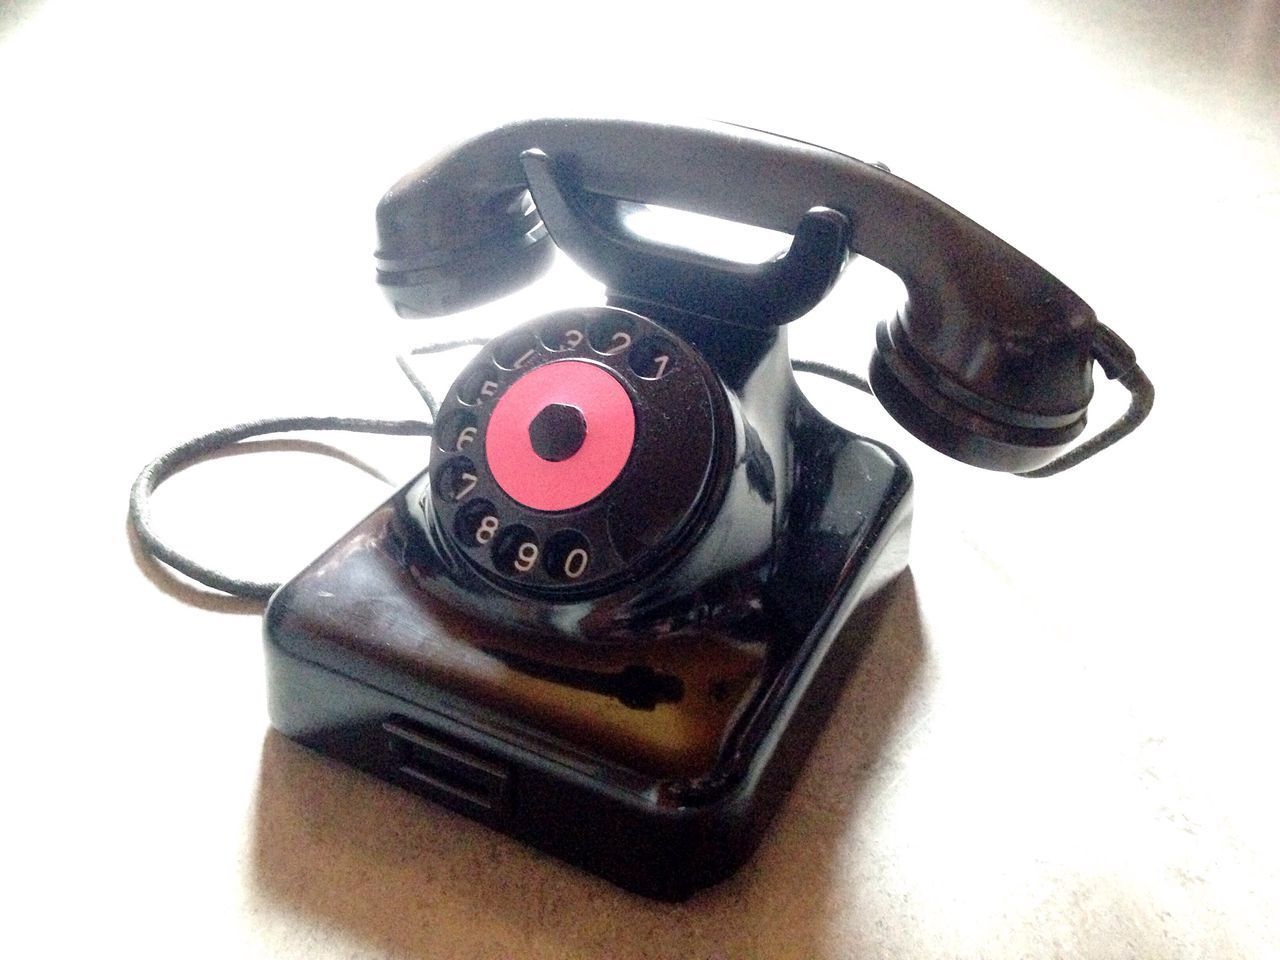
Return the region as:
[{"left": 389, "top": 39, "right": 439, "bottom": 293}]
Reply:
[{"left": 427, "top": 306, "right": 725, "bottom": 597}]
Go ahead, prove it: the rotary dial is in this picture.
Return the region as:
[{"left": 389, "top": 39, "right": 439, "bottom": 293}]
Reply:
[{"left": 426, "top": 307, "right": 728, "bottom": 596}]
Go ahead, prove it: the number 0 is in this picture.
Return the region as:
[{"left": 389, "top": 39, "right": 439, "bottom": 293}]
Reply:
[{"left": 563, "top": 547, "right": 589, "bottom": 579}]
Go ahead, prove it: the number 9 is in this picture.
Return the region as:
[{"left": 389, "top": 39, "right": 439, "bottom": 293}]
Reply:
[{"left": 514, "top": 541, "right": 539, "bottom": 572}]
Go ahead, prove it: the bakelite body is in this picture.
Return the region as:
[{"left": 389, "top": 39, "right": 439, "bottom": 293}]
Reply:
[
  {"left": 252, "top": 118, "right": 1087, "bottom": 898},
  {"left": 248, "top": 116, "right": 1149, "bottom": 899},
  {"left": 265, "top": 308, "right": 913, "bottom": 899}
]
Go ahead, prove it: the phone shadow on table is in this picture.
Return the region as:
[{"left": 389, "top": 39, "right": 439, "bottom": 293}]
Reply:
[{"left": 248, "top": 571, "right": 926, "bottom": 960}]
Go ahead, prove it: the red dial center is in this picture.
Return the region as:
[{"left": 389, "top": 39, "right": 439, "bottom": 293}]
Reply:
[{"left": 485, "top": 360, "right": 636, "bottom": 511}]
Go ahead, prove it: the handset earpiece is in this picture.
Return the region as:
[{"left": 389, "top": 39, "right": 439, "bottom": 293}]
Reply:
[
  {"left": 868, "top": 306, "right": 1155, "bottom": 474},
  {"left": 375, "top": 133, "right": 554, "bottom": 318}
]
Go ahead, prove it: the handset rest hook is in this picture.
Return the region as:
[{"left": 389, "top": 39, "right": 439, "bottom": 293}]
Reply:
[{"left": 519, "top": 148, "right": 852, "bottom": 328}]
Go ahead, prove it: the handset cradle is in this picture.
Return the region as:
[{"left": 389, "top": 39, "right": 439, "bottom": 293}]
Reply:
[{"left": 519, "top": 148, "right": 852, "bottom": 328}]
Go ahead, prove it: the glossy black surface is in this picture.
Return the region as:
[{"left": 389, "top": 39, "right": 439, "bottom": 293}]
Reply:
[
  {"left": 263, "top": 117, "right": 1150, "bottom": 898},
  {"left": 265, "top": 383, "right": 911, "bottom": 896},
  {"left": 527, "top": 403, "right": 585, "bottom": 461},
  {"left": 266, "top": 285, "right": 912, "bottom": 897}
]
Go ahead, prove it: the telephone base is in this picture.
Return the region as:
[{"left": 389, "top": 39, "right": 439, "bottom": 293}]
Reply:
[{"left": 264, "top": 415, "right": 911, "bottom": 900}]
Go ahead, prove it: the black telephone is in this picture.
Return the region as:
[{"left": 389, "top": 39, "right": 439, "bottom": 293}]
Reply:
[{"left": 262, "top": 118, "right": 1152, "bottom": 900}]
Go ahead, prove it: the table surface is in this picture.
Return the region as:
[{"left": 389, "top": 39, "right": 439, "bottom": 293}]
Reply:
[{"left": 3, "top": 1, "right": 1278, "bottom": 957}]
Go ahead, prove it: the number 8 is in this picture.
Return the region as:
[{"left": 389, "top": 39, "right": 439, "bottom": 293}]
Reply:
[{"left": 475, "top": 515, "right": 499, "bottom": 544}]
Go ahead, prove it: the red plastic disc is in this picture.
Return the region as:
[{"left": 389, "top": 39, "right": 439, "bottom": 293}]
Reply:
[{"left": 486, "top": 360, "right": 636, "bottom": 511}]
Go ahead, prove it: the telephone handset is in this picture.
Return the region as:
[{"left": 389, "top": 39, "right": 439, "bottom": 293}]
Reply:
[
  {"left": 374, "top": 117, "right": 1152, "bottom": 475},
  {"left": 263, "top": 119, "right": 1152, "bottom": 899}
]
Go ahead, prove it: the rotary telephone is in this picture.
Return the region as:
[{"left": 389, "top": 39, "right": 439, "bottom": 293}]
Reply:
[{"left": 259, "top": 118, "right": 1153, "bottom": 900}]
